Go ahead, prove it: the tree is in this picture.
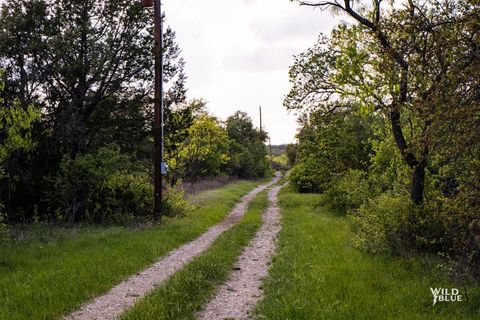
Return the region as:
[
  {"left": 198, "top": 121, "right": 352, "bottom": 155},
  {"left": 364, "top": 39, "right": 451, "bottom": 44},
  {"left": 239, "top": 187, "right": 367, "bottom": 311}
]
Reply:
[
  {"left": 0, "top": 0, "right": 187, "bottom": 159},
  {"left": 289, "top": 0, "right": 479, "bottom": 204},
  {"left": 0, "top": 0, "right": 188, "bottom": 220},
  {"left": 285, "top": 143, "right": 298, "bottom": 166},
  {"left": 0, "top": 70, "right": 40, "bottom": 220},
  {"left": 225, "top": 111, "right": 269, "bottom": 179},
  {"left": 288, "top": 0, "right": 480, "bottom": 272},
  {"left": 175, "top": 115, "right": 230, "bottom": 182},
  {"left": 165, "top": 99, "right": 207, "bottom": 185},
  {"left": 289, "top": 106, "right": 375, "bottom": 192}
]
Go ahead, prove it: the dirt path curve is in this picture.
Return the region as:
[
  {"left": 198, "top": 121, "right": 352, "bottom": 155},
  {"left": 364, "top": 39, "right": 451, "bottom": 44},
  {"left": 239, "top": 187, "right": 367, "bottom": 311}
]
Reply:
[
  {"left": 64, "top": 173, "right": 281, "bottom": 320},
  {"left": 197, "top": 182, "right": 285, "bottom": 320}
]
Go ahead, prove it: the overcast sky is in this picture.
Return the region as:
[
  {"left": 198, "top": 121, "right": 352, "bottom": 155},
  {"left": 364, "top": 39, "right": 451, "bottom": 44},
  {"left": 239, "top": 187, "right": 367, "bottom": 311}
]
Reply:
[{"left": 162, "top": 0, "right": 338, "bottom": 145}]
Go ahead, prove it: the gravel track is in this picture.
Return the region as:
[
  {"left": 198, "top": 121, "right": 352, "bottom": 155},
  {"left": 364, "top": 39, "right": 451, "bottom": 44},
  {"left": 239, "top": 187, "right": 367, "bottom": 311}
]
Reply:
[
  {"left": 64, "top": 173, "right": 281, "bottom": 320},
  {"left": 197, "top": 182, "right": 284, "bottom": 320}
]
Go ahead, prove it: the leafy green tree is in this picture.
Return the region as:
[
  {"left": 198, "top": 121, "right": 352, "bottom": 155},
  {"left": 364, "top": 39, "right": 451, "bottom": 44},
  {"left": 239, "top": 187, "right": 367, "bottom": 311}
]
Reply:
[
  {"left": 290, "top": 0, "right": 480, "bottom": 274},
  {"left": 290, "top": 0, "right": 479, "bottom": 204},
  {"left": 285, "top": 143, "right": 298, "bottom": 166},
  {"left": 225, "top": 111, "right": 269, "bottom": 179},
  {"left": 0, "top": 70, "right": 40, "bottom": 222},
  {"left": 174, "top": 115, "right": 230, "bottom": 182},
  {"left": 289, "top": 107, "right": 375, "bottom": 192},
  {"left": 0, "top": 0, "right": 187, "bottom": 157},
  {"left": 0, "top": 0, "right": 188, "bottom": 220},
  {"left": 0, "top": 85, "right": 39, "bottom": 165},
  {"left": 165, "top": 99, "right": 207, "bottom": 185}
]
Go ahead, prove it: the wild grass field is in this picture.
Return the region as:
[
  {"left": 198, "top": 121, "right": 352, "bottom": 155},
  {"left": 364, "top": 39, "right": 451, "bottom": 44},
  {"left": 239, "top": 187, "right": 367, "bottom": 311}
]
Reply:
[
  {"left": 0, "top": 179, "right": 265, "bottom": 320},
  {"left": 254, "top": 185, "right": 480, "bottom": 320}
]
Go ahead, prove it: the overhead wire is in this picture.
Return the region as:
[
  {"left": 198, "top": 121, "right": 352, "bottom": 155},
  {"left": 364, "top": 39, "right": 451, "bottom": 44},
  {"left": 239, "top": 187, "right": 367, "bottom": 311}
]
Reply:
[{"left": 166, "top": 0, "right": 215, "bottom": 65}]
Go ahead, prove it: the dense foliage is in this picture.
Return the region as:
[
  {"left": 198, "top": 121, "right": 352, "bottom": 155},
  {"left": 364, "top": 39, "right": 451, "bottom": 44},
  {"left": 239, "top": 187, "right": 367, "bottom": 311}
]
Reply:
[
  {"left": 0, "top": 69, "right": 40, "bottom": 234},
  {"left": 288, "top": 0, "right": 480, "bottom": 278},
  {"left": 175, "top": 114, "right": 230, "bottom": 182},
  {"left": 0, "top": 0, "right": 270, "bottom": 225},
  {"left": 225, "top": 111, "right": 270, "bottom": 179},
  {"left": 47, "top": 147, "right": 153, "bottom": 223},
  {"left": 289, "top": 107, "right": 375, "bottom": 193}
]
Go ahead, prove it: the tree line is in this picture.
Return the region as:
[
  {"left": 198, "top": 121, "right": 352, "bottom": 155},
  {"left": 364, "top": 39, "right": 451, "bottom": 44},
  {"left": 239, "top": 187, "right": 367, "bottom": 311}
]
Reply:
[
  {"left": 0, "top": 0, "right": 270, "bottom": 226},
  {"left": 287, "top": 0, "right": 480, "bottom": 279}
]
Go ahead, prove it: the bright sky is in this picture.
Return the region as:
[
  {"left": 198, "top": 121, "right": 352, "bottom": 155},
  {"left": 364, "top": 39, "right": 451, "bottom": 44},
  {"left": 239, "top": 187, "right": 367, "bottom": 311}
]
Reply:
[{"left": 163, "top": 0, "right": 338, "bottom": 144}]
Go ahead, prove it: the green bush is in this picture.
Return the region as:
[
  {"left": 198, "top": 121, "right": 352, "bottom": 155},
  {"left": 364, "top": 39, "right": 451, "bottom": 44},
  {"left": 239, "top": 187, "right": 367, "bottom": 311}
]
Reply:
[
  {"left": 422, "top": 193, "right": 480, "bottom": 279},
  {"left": 162, "top": 183, "right": 191, "bottom": 218},
  {"left": 48, "top": 147, "right": 153, "bottom": 223},
  {"left": 352, "top": 193, "right": 413, "bottom": 254},
  {"left": 0, "top": 204, "right": 8, "bottom": 241},
  {"left": 289, "top": 159, "right": 331, "bottom": 193},
  {"left": 85, "top": 171, "right": 153, "bottom": 223},
  {"left": 323, "top": 169, "right": 371, "bottom": 214}
]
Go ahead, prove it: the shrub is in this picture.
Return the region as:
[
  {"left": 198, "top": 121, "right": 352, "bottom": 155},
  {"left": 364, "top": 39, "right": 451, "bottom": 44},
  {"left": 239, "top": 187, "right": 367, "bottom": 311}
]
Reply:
[
  {"left": 48, "top": 147, "right": 153, "bottom": 223},
  {"left": 422, "top": 192, "right": 480, "bottom": 279},
  {"left": 0, "top": 204, "right": 8, "bottom": 241},
  {"left": 323, "top": 169, "right": 371, "bottom": 214},
  {"left": 162, "top": 183, "right": 191, "bottom": 218},
  {"left": 84, "top": 171, "right": 153, "bottom": 223},
  {"left": 352, "top": 193, "right": 413, "bottom": 254},
  {"left": 289, "top": 159, "right": 331, "bottom": 193}
]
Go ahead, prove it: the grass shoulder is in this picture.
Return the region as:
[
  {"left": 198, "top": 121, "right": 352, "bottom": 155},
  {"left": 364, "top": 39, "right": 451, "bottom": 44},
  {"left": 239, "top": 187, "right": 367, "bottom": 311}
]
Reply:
[
  {"left": 0, "top": 179, "right": 266, "bottom": 320},
  {"left": 254, "top": 185, "right": 480, "bottom": 320}
]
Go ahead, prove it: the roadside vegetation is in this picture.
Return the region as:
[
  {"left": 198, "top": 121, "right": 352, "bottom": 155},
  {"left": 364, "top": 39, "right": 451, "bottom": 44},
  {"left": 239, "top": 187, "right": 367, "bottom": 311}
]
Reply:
[
  {"left": 0, "top": 1, "right": 273, "bottom": 318},
  {"left": 0, "top": 0, "right": 478, "bottom": 318},
  {"left": 287, "top": 0, "right": 480, "bottom": 281},
  {"left": 0, "top": 179, "right": 265, "bottom": 320},
  {"left": 255, "top": 186, "right": 480, "bottom": 319},
  {"left": 0, "top": 0, "right": 271, "bottom": 229},
  {"left": 121, "top": 189, "right": 269, "bottom": 320}
]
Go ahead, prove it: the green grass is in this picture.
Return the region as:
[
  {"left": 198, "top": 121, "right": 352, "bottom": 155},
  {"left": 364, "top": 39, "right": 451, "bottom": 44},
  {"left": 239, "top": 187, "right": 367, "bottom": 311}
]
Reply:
[
  {"left": 0, "top": 179, "right": 266, "bottom": 320},
  {"left": 121, "top": 189, "right": 270, "bottom": 320},
  {"left": 254, "top": 185, "right": 480, "bottom": 320}
]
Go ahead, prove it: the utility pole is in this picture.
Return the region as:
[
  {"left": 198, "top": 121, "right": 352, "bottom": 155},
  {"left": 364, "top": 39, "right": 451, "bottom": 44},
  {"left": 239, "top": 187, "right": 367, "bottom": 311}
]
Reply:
[
  {"left": 269, "top": 137, "right": 273, "bottom": 162},
  {"left": 259, "top": 105, "right": 262, "bottom": 134},
  {"left": 260, "top": 106, "right": 272, "bottom": 163},
  {"left": 144, "top": 0, "right": 164, "bottom": 220}
]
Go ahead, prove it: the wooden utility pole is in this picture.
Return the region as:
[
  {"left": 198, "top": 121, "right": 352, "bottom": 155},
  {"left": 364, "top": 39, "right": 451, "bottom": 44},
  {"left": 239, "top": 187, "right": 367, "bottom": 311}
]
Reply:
[
  {"left": 153, "top": 0, "right": 164, "bottom": 220},
  {"left": 269, "top": 137, "right": 273, "bottom": 162},
  {"left": 259, "top": 105, "right": 262, "bottom": 134}
]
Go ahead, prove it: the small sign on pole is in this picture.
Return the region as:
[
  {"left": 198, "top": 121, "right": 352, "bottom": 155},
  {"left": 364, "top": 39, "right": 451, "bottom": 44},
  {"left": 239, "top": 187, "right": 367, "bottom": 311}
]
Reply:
[{"left": 161, "top": 161, "right": 168, "bottom": 175}]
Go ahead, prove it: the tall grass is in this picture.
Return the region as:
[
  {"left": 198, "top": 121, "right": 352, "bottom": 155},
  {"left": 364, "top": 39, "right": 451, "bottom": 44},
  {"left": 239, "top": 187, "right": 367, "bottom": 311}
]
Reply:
[
  {"left": 254, "top": 185, "right": 480, "bottom": 320},
  {"left": 0, "top": 179, "right": 265, "bottom": 320}
]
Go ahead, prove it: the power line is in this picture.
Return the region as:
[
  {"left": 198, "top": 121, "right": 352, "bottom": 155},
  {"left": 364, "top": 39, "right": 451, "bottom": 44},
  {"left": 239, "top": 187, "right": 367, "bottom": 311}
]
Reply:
[{"left": 167, "top": 1, "right": 214, "bottom": 64}]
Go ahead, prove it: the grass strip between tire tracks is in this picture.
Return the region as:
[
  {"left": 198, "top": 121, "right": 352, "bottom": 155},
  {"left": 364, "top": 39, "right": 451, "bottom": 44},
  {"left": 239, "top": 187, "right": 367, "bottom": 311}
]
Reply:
[{"left": 120, "top": 188, "right": 271, "bottom": 320}]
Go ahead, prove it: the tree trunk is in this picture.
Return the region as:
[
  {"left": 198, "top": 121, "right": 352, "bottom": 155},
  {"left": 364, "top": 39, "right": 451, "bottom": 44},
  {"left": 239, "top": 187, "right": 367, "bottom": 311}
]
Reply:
[
  {"left": 390, "top": 110, "right": 427, "bottom": 204},
  {"left": 411, "top": 163, "right": 425, "bottom": 205}
]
